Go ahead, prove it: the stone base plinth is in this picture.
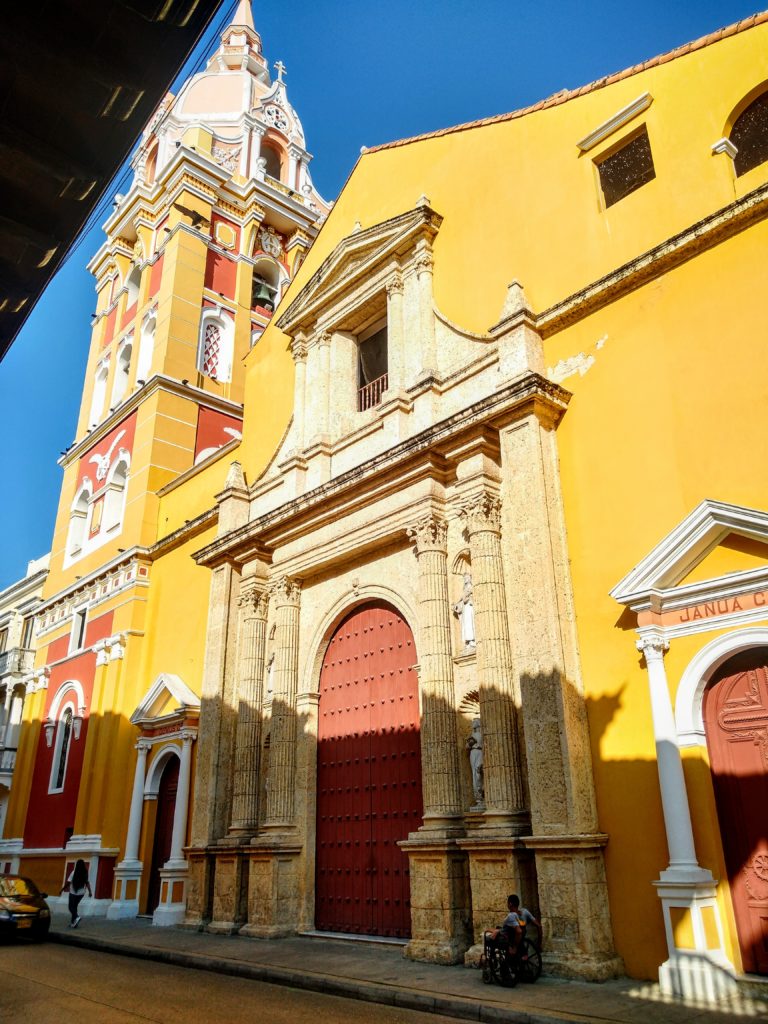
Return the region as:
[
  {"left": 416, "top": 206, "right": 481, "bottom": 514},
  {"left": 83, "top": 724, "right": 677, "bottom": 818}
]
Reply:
[
  {"left": 525, "top": 834, "right": 623, "bottom": 981},
  {"left": 238, "top": 838, "right": 302, "bottom": 939},
  {"left": 207, "top": 846, "right": 249, "bottom": 934},
  {"left": 399, "top": 834, "right": 471, "bottom": 964},
  {"left": 152, "top": 860, "right": 189, "bottom": 927},
  {"left": 456, "top": 834, "right": 535, "bottom": 965},
  {"left": 180, "top": 847, "right": 212, "bottom": 930},
  {"left": 107, "top": 860, "right": 142, "bottom": 920}
]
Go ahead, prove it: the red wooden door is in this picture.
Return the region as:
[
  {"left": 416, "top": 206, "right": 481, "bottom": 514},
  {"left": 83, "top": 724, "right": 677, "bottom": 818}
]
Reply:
[
  {"left": 316, "top": 602, "right": 422, "bottom": 937},
  {"left": 704, "top": 649, "right": 768, "bottom": 975},
  {"left": 146, "top": 756, "right": 179, "bottom": 913}
]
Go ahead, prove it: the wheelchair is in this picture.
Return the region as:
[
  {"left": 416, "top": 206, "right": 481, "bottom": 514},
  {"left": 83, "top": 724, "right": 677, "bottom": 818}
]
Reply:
[{"left": 480, "top": 927, "right": 542, "bottom": 987}]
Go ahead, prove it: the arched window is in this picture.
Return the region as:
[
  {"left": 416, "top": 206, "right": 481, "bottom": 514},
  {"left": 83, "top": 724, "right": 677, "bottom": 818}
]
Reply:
[
  {"left": 731, "top": 91, "right": 768, "bottom": 176},
  {"left": 89, "top": 361, "right": 109, "bottom": 427},
  {"left": 144, "top": 141, "right": 159, "bottom": 186},
  {"left": 125, "top": 265, "right": 141, "bottom": 309},
  {"left": 67, "top": 483, "right": 92, "bottom": 557},
  {"left": 111, "top": 337, "right": 133, "bottom": 406},
  {"left": 50, "top": 707, "right": 74, "bottom": 793},
  {"left": 262, "top": 144, "right": 282, "bottom": 181},
  {"left": 103, "top": 456, "right": 129, "bottom": 533},
  {"left": 197, "top": 310, "right": 234, "bottom": 383},
  {"left": 136, "top": 313, "right": 156, "bottom": 384}
]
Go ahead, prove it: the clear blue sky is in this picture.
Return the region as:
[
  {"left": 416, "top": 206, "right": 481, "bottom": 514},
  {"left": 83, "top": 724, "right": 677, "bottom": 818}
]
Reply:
[{"left": 0, "top": 0, "right": 760, "bottom": 589}]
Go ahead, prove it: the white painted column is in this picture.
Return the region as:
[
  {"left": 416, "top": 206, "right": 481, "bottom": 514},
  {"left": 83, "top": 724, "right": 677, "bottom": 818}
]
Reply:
[
  {"left": 287, "top": 146, "right": 300, "bottom": 191},
  {"left": 123, "top": 740, "right": 150, "bottom": 865},
  {"left": 168, "top": 732, "right": 194, "bottom": 866},
  {"left": 3, "top": 689, "right": 23, "bottom": 750},
  {"left": 637, "top": 632, "right": 707, "bottom": 879},
  {"left": 249, "top": 126, "right": 264, "bottom": 178},
  {"left": 0, "top": 686, "right": 12, "bottom": 743}
]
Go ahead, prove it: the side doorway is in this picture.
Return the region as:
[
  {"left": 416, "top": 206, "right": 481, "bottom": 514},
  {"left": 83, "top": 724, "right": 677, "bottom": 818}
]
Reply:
[{"left": 146, "top": 755, "right": 179, "bottom": 914}]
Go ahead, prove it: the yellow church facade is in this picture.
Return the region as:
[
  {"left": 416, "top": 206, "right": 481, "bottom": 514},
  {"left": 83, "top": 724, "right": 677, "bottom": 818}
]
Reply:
[{"left": 3, "top": 5, "right": 768, "bottom": 1001}]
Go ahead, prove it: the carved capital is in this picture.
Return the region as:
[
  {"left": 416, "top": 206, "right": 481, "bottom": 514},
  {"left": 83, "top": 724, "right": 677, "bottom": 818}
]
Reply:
[
  {"left": 407, "top": 513, "right": 448, "bottom": 555},
  {"left": 636, "top": 633, "right": 669, "bottom": 663},
  {"left": 290, "top": 335, "right": 308, "bottom": 363},
  {"left": 386, "top": 273, "right": 404, "bottom": 297},
  {"left": 269, "top": 575, "right": 301, "bottom": 607},
  {"left": 414, "top": 240, "right": 434, "bottom": 276},
  {"left": 458, "top": 492, "right": 502, "bottom": 535},
  {"left": 239, "top": 582, "right": 269, "bottom": 620},
  {"left": 317, "top": 329, "right": 332, "bottom": 348},
  {"left": 136, "top": 739, "right": 151, "bottom": 754}
]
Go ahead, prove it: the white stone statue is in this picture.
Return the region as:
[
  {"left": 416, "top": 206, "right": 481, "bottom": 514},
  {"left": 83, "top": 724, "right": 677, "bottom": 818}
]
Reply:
[
  {"left": 467, "top": 717, "right": 484, "bottom": 807},
  {"left": 453, "top": 573, "right": 476, "bottom": 648}
]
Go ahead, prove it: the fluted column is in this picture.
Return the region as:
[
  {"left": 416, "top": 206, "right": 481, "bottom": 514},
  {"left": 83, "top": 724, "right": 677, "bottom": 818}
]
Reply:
[
  {"left": 263, "top": 576, "right": 301, "bottom": 830},
  {"left": 229, "top": 583, "right": 269, "bottom": 836},
  {"left": 414, "top": 242, "right": 436, "bottom": 373},
  {"left": 459, "top": 491, "right": 526, "bottom": 829},
  {"left": 386, "top": 273, "right": 404, "bottom": 389},
  {"left": 407, "top": 513, "right": 463, "bottom": 830},
  {"left": 291, "top": 335, "right": 308, "bottom": 451},
  {"left": 169, "top": 731, "right": 195, "bottom": 864}
]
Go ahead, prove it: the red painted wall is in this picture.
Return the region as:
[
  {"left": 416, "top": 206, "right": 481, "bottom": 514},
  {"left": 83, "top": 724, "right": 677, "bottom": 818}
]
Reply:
[
  {"left": 23, "top": 611, "right": 114, "bottom": 849},
  {"left": 194, "top": 406, "right": 242, "bottom": 463},
  {"left": 76, "top": 411, "right": 137, "bottom": 492},
  {"left": 102, "top": 305, "right": 118, "bottom": 347},
  {"left": 149, "top": 253, "right": 164, "bottom": 298},
  {"left": 204, "top": 249, "right": 237, "bottom": 299}
]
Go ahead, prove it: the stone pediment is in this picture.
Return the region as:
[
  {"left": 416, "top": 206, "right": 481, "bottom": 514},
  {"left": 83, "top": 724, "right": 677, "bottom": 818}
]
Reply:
[
  {"left": 130, "top": 672, "right": 200, "bottom": 726},
  {"left": 611, "top": 499, "right": 768, "bottom": 611},
  {"left": 276, "top": 200, "right": 442, "bottom": 335}
]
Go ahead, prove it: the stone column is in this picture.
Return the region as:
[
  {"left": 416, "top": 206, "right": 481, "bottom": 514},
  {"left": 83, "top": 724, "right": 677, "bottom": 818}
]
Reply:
[
  {"left": 400, "top": 512, "right": 470, "bottom": 964},
  {"left": 406, "top": 513, "right": 463, "bottom": 829},
  {"left": 290, "top": 335, "right": 308, "bottom": 452},
  {"left": 386, "top": 273, "right": 405, "bottom": 390},
  {"left": 635, "top": 631, "right": 734, "bottom": 1000},
  {"left": 458, "top": 490, "right": 526, "bottom": 829},
  {"left": 107, "top": 739, "right": 149, "bottom": 920},
  {"left": 499, "top": 398, "right": 621, "bottom": 980},
  {"left": 262, "top": 576, "right": 301, "bottom": 831},
  {"left": 229, "top": 583, "right": 269, "bottom": 837},
  {"left": 414, "top": 242, "right": 436, "bottom": 374}
]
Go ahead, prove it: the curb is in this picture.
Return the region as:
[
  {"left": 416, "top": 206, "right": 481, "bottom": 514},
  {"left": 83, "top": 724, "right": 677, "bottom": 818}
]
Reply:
[{"left": 48, "top": 929, "right": 592, "bottom": 1024}]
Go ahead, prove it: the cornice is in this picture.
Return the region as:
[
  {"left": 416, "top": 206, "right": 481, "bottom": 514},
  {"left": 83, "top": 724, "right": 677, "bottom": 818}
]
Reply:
[
  {"left": 36, "top": 548, "right": 151, "bottom": 623},
  {"left": 194, "top": 372, "right": 570, "bottom": 567},
  {"left": 60, "top": 375, "right": 243, "bottom": 469},
  {"left": 537, "top": 180, "right": 768, "bottom": 338}
]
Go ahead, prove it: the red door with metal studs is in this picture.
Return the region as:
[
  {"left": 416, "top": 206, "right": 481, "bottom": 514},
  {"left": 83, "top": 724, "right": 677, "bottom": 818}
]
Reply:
[
  {"left": 704, "top": 649, "right": 768, "bottom": 975},
  {"left": 316, "top": 602, "right": 422, "bottom": 937}
]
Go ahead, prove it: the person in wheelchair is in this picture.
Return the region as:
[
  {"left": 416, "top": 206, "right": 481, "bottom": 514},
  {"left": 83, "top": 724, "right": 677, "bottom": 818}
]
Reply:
[{"left": 495, "top": 893, "right": 542, "bottom": 959}]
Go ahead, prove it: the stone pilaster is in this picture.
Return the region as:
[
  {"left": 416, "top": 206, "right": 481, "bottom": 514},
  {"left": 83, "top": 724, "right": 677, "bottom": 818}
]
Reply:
[
  {"left": 262, "top": 576, "right": 301, "bottom": 832},
  {"left": 229, "top": 582, "right": 269, "bottom": 837},
  {"left": 401, "top": 512, "right": 469, "bottom": 964},
  {"left": 499, "top": 401, "right": 621, "bottom": 979},
  {"left": 458, "top": 490, "right": 527, "bottom": 831}
]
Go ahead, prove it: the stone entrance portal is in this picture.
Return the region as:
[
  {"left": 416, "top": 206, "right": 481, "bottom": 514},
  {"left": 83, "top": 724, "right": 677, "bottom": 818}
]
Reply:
[{"left": 315, "top": 602, "right": 423, "bottom": 937}]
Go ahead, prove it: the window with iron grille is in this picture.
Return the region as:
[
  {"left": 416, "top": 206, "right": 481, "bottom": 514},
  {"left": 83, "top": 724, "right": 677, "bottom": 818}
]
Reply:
[
  {"left": 731, "top": 91, "right": 768, "bottom": 177},
  {"left": 596, "top": 127, "right": 655, "bottom": 208},
  {"left": 202, "top": 322, "right": 221, "bottom": 379}
]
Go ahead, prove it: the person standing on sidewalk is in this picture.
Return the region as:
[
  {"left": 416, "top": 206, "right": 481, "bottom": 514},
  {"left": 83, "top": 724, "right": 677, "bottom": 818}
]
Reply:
[{"left": 61, "top": 859, "right": 92, "bottom": 928}]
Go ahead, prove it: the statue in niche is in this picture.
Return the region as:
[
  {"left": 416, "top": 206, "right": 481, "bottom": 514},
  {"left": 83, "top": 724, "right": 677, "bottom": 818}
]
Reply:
[
  {"left": 467, "top": 717, "right": 484, "bottom": 807},
  {"left": 453, "top": 572, "right": 476, "bottom": 648}
]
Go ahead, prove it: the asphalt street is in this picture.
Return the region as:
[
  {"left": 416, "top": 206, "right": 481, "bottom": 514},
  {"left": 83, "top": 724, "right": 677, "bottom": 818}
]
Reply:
[{"left": 0, "top": 942, "right": 462, "bottom": 1024}]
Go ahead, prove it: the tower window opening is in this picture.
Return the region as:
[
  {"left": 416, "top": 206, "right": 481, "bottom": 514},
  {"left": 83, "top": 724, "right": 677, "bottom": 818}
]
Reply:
[
  {"left": 202, "top": 322, "right": 221, "bottom": 379},
  {"left": 262, "top": 145, "right": 282, "bottom": 182},
  {"left": 731, "top": 91, "right": 768, "bottom": 176},
  {"left": 357, "top": 325, "right": 388, "bottom": 411},
  {"left": 596, "top": 126, "right": 655, "bottom": 208}
]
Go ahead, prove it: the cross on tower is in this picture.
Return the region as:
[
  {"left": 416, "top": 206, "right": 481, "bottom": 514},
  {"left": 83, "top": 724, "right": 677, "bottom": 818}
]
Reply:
[{"left": 274, "top": 60, "right": 286, "bottom": 82}]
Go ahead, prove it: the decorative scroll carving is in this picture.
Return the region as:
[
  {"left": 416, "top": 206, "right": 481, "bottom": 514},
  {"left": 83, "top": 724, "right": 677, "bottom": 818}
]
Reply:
[
  {"left": 269, "top": 576, "right": 301, "bottom": 607},
  {"left": 407, "top": 513, "right": 448, "bottom": 555},
  {"left": 458, "top": 492, "right": 502, "bottom": 535}
]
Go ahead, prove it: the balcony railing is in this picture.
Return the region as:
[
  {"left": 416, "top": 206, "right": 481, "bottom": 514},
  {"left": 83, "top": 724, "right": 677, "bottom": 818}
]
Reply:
[
  {"left": 358, "top": 373, "right": 389, "bottom": 412},
  {"left": 0, "top": 746, "right": 17, "bottom": 773},
  {"left": 0, "top": 648, "right": 33, "bottom": 678}
]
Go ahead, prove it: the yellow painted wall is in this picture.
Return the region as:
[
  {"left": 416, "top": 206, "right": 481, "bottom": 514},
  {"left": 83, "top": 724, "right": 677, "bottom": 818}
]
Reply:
[{"left": 234, "top": 22, "right": 768, "bottom": 979}]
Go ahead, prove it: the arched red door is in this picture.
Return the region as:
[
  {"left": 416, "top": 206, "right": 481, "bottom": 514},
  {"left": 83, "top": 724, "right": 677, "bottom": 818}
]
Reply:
[
  {"left": 704, "top": 648, "right": 768, "bottom": 975},
  {"left": 146, "top": 756, "right": 179, "bottom": 913},
  {"left": 316, "top": 602, "right": 423, "bottom": 937}
]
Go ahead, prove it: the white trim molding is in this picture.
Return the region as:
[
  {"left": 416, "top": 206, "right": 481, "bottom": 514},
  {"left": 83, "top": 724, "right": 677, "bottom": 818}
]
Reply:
[
  {"left": 675, "top": 626, "right": 768, "bottom": 746},
  {"left": 576, "top": 92, "right": 653, "bottom": 152},
  {"left": 711, "top": 137, "right": 738, "bottom": 159}
]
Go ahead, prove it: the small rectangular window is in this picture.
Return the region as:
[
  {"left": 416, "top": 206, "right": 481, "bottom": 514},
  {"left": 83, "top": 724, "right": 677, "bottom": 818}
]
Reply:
[
  {"left": 596, "top": 126, "right": 655, "bottom": 208},
  {"left": 357, "top": 326, "right": 388, "bottom": 411},
  {"left": 21, "top": 616, "right": 34, "bottom": 650},
  {"left": 70, "top": 608, "right": 88, "bottom": 654}
]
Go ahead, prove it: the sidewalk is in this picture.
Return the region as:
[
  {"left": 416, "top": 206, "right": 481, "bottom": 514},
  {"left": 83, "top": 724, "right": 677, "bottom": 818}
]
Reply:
[{"left": 48, "top": 914, "right": 767, "bottom": 1024}]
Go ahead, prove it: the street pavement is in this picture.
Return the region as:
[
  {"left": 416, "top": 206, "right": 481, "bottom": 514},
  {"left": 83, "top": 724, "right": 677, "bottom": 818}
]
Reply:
[{"left": 20, "top": 913, "right": 768, "bottom": 1024}]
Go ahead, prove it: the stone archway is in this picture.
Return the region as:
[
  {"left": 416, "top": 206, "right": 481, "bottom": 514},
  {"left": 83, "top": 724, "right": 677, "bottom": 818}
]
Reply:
[
  {"left": 315, "top": 601, "right": 422, "bottom": 937},
  {"left": 704, "top": 647, "right": 768, "bottom": 975}
]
